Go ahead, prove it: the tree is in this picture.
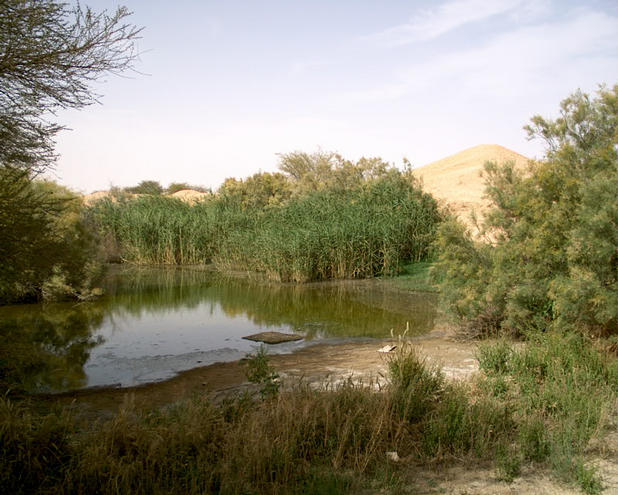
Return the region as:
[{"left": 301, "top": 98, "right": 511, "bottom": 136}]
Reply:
[
  {"left": 0, "top": 169, "right": 101, "bottom": 302},
  {"left": 277, "top": 151, "right": 393, "bottom": 194},
  {"left": 433, "top": 85, "right": 618, "bottom": 337},
  {"left": 0, "top": 0, "right": 141, "bottom": 173},
  {"left": 0, "top": 1, "right": 141, "bottom": 302},
  {"left": 126, "top": 180, "right": 164, "bottom": 195},
  {"left": 218, "top": 172, "right": 292, "bottom": 209}
]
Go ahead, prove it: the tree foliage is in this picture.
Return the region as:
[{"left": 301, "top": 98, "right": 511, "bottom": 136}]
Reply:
[
  {"left": 433, "top": 85, "right": 618, "bottom": 337},
  {"left": 0, "top": 0, "right": 141, "bottom": 173},
  {"left": 0, "top": 169, "right": 101, "bottom": 302},
  {"left": 166, "top": 182, "right": 209, "bottom": 194},
  {"left": 218, "top": 172, "right": 291, "bottom": 209},
  {"left": 278, "top": 151, "right": 392, "bottom": 194},
  {"left": 125, "top": 180, "right": 164, "bottom": 195},
  {"left": 0, "top": 1, "right": 140, "bottom": 303}
]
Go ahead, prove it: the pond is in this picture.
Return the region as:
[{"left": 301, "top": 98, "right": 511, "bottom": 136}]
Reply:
[{"left": 0, "top": 266, "right": 438, "bottom": 393}]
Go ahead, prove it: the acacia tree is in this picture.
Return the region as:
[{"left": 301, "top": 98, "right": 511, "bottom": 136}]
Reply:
[
  {"left": 0, "top": 1, "right": 141, "bottom": 302},
  {"left": 0, "top": 0, "right": 141, "bottom": 173}
]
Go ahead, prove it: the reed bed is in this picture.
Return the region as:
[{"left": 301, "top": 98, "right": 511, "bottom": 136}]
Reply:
[
  {"left": 90, "top": 196, "right": 216, "bottom": 265},
  {"left": 90, "top": 175, "right": 442, "bottom": 282}
]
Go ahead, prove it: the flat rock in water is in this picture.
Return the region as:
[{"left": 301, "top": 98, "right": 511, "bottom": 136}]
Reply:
[{"left": 243, "top": 332, "right": 303, "bottom": 345}]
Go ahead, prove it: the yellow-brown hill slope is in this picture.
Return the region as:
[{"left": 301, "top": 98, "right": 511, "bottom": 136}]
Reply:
[
  {"left": 414, "top": 144, "right": 530, "bottom": 229},
  {"left": 83, "top": 189, "right": 210, "bottom": 205}
]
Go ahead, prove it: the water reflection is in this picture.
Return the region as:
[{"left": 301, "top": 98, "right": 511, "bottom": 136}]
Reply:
[
  {"left": 0, "top": 266, "right": 437, "bottom": 392},
  {"left": 0, "top": 303, "right": 105, "bottom": 393},
  {"left": 102, "top": 267, "right": 438, "bottom": 339}
]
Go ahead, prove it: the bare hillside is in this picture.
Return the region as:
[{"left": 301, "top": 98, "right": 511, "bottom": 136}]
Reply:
[
  {"left": 414, "top": 144, "right": 530, "bottom": 229},
  {"left": 82, "top": 189, "right": 209, "bottom": 205},
  {"left": 170, "top": 189, "right": 210, "bottom": 203}
]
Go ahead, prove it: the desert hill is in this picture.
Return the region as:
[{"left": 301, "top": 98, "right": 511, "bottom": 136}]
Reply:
[
  {"left": 83, "top": 189, "right": 209, "bottom": 205},
  {"left": 413, "top": 144, "right": 530, "bottom": 230},
  {"left": 169, "top": 189, "right": 209, "bottom": 203},
  {"left": 82, "top": 190, "right": 111, "bottom": 205}
]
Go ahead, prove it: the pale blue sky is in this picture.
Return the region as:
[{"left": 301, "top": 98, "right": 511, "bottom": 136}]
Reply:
[{"left": 53, "top": 0, "right": 618, "bottom": 193}]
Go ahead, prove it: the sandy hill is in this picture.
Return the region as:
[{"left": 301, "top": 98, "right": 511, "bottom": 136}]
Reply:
[
  {"left": 170, "top": 189, "right": 210, "bottom": 203},
  {"left": 83, "top": 190, "right": 111, "bottom": 205},
  {"left": 414, "top": 144, "right": 530, "bottom": 230},
  {"left": 83, "top": 189, "right": 209, "bottom": 205}
]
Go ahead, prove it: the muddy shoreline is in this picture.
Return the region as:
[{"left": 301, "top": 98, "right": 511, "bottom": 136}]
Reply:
[
  {"left": 27, "top": 325, "right": 618, "bottom": 495},
  {"left": 35, "top": 325, "right": 478, "bottom": 418}
]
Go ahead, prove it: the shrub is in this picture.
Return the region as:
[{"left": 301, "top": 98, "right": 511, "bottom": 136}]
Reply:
[
  {"left": 433, "top": 85, "right": 618, "bottom": 337},
  {"left": 243, "top": 345, "right": 280, "bottom": 398},
  {"left": 0, "top": 170, "right": 101, "bottom": 303}
]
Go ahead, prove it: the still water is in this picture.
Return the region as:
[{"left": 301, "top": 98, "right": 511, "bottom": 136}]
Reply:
[{"left": 0, "top": 267, "right": 437, "bottom": 393}]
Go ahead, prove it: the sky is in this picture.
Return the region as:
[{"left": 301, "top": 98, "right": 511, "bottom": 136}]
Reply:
[{"left": 52, "top": 0, "right": 618, "bottom": 193}]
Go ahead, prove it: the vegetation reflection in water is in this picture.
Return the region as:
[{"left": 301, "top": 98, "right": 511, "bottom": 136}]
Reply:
[
  {"left": 0, "top": 266, "right": 437, "bottom": 393},
  {"left": 0, "top": 303, "right": 105, "bottom": 393}
]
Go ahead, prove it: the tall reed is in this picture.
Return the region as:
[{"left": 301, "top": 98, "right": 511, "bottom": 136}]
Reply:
[
  {"left": 89, "top": 196, "right": 216, "bottom": 265},
  {"left": 214, "top": 176, "right": 442, "bottom": 281},
  {"left": 89, "top": 174, "right": 442, "bottom": 282}
]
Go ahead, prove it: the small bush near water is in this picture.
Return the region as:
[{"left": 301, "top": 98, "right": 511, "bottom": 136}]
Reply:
[{"left": 2, "top": 332, "right": 614, "bottom": 494}]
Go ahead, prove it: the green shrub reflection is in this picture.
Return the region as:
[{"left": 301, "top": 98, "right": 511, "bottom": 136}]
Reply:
[{"left": 0, "top": 303, "right": 105, "bottom": 393}]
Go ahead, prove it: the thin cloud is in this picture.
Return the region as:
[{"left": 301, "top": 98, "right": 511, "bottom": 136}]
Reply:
[
  {"left": 365, "top": 0, "right": 528, "bottom": 45},
  {"left": 289, "top": 59, "right": 332, "bottom": 77},
  {"left": 348, "top": 10, "right": 618, "bottom": 103}
]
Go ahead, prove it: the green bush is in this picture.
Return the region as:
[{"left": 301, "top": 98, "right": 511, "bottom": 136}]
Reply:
[
  {"left": 125, "top": 180, "right": 164, "bottom": 195},
  {"left": 243, "top": 345, "right": 280, "bottom": 398},
  {"left": 433, "top": 85, "right": 618, "bottom": 337},
  {"left": 0, "top": 169, "right": 101, "bottom": 303}
]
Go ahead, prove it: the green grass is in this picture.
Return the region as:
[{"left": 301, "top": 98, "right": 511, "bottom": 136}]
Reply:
[
  {"left": 388, "top": 262, "right": 437, "bottom": 292},
  {"left": 477, "top": 332, "right": 618, "bottom": 493},
  {"left": 2, "top": 332, "right": 614, "bottom": 494}
]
